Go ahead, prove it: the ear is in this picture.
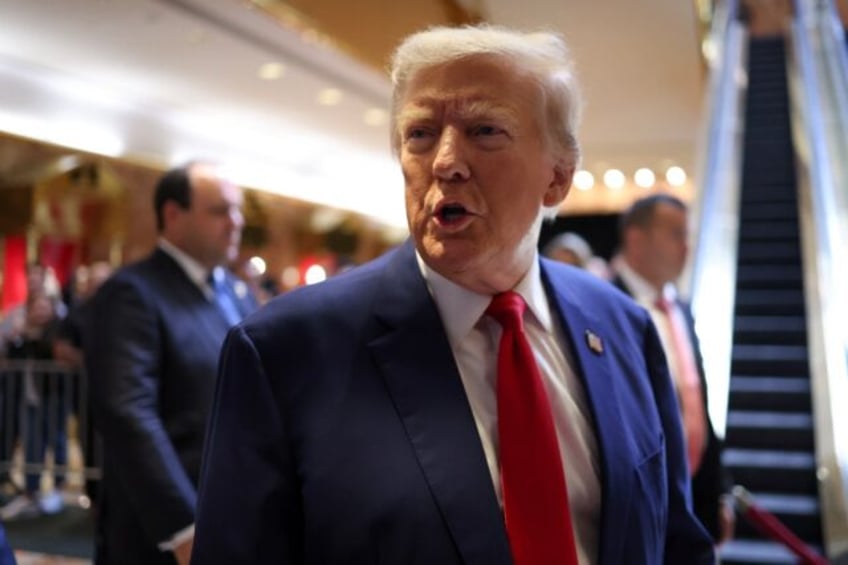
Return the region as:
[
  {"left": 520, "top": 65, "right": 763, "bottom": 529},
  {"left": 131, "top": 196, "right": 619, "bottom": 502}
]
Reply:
[
  {"left": 162, "top": 200, "right": 186, "bottom": 234},
  {"left": 542, "top": 161, "right": 574, "bottom": 208}
]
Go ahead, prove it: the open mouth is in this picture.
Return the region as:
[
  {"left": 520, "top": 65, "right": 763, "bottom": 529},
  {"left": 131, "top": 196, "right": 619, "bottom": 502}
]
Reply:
[{"left": 435, "top": 203, "right": 471, "bottom": 225}]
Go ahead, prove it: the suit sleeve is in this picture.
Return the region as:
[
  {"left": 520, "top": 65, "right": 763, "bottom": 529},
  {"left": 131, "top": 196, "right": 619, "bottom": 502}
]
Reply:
[
  {"left": 85, "top": 277, "right": 197, "bottom": 545},
  {"left": 642, "top": 320, "right": 716, "bottom": 564},
  {"left": 192, "top": 325, "right": 302, "bottom": 564}
]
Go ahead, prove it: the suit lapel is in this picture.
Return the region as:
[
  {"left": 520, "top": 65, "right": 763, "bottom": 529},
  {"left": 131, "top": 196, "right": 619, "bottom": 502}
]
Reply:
[
  {"left": 151, "top": 249, "right": 232, "bottom": 336},
  {"left": 369, "top": 242, "right": 511, "bottom": 565},
  {"left": 541, "top": 261, "right": 635, "bottom": 565}
]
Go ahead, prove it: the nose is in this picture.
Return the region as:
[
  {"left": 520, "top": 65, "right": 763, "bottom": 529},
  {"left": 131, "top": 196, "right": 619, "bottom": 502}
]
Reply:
[{"left": 433, "top": 128, "right": 470, "bottom": 182}]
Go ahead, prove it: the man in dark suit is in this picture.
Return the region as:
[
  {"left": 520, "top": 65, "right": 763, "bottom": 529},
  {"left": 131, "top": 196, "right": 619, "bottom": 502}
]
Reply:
[
  {"left": 192, "top": 26, "right": 714, "bottom": 564},
  {"left": 85, "top": 163, "right": 256, "bottom": 565},
  {"left": 0, "top": 523, "right": 15, "bottom": 565},
  {"left": 611, "top": 194, "right": 734, "bottom": 545}
]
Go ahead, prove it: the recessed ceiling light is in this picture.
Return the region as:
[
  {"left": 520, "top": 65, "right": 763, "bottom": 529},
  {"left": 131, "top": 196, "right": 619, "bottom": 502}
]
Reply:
[
  {"left": 318, "top": 88, "right": 343, "bottom": 106},
  {"left": 666, "top": 166, "right": 687, "bottom": 187},
  {"left": 573, "top": 170, "right": 594, "bottom": 190},
  {"left": 603, "top": 168, "right": 626, "bottom": 190},
  {"left": 634, "top": 167, "right": 655, "bottom": 188},
  {"left": 258, "top": 62, "right": 285, "bottom": 81},
  {"left": 364, "top": 108, "right": 387, "bottom": 127}
]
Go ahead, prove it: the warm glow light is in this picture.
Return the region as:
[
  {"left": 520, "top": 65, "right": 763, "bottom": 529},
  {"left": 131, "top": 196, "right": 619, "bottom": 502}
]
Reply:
[
  {"left": 603, "top": 168, "right": 626, "bottom": 190},
  {"left": 305, "top": 264, "right": 327, "bottom": 285},
  {"left": 573, "top": 170, "right": 594, "bottom": 191},
  {"left": 666, "top": 166, "right": 687, "bottom": 187},
  {"left": 258, "top": 62, "right": 285, "bottom": 80},
  {"left": 634, "top": 168, "right": 656, "bottom": 188},
  {"left": 0, "top": 111, "right": 125, "bottom": 157},
  {"left": 318, "top": 88, "right": 343, "bottom": 106},
  {"left": 282, "top": 266, "right": 300, "bottom": 288},
  {"left": 249, "top": 256, "right": 267, "bottom": 276}
]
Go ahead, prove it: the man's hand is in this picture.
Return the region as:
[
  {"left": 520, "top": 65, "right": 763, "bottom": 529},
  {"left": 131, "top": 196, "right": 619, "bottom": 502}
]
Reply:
[{"left": 173, "top": 536, "right": 194, "bottom": 565}]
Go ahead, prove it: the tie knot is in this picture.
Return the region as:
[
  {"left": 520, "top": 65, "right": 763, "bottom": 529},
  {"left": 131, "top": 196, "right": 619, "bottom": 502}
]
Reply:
[{"left": 486, "top": 291, "right": 526, "bottom": 329}]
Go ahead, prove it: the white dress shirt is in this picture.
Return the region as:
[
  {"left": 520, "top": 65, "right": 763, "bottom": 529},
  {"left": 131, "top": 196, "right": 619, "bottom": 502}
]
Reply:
[
  {"left": 613, "top": 257, "right": 693, "bottom": 392},
  {"left": 417, "top": 252, "right": 601, "bottom": 565}
]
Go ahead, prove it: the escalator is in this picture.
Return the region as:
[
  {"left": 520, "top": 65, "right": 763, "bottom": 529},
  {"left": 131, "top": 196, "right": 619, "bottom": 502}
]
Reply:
[{"left": 718, "top": 37, "right": 824, "bottom": 564}]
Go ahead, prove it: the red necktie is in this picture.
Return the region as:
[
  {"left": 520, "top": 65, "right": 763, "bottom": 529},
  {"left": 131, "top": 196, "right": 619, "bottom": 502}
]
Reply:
[
  {"left": 655, "top": 296, "right": 707, "bottom": 474},
  {"left": 487, "top": 291, "right": 578, "bottom": 565}
]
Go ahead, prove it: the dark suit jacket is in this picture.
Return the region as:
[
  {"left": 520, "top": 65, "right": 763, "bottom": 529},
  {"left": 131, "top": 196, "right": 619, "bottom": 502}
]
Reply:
[
  {"left": 612, "top": 274, "right": 730, "bottom": 541},
  {"left": 0, "top": 523, "right": 15, "bottom": 565},
  {"left": 192, "top": 241, "right": 714, "bottom": 564},
  {"left": 85, "top": 248, "right": 256, "bottom": 565}
]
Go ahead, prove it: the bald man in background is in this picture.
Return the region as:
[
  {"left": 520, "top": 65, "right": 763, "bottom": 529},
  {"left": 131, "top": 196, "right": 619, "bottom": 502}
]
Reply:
[{"left": 85, "top": 163, "right": 257, "bottom": 565}]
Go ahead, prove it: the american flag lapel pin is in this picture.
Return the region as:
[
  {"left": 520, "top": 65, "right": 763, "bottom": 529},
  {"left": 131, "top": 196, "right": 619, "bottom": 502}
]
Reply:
[{"left": 585, "top": 330, "right": 604, "bottom": 355}]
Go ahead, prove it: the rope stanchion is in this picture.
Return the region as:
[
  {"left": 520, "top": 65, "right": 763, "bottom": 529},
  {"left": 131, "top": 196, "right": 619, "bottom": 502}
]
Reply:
[{"left": 732, "top": 485, "right": 829, "bottom": 565}]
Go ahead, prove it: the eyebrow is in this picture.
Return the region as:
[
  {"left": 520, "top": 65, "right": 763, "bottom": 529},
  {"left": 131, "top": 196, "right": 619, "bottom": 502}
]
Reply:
[{"left": 397, "top": 97, "right": 521, "bottom": 133}]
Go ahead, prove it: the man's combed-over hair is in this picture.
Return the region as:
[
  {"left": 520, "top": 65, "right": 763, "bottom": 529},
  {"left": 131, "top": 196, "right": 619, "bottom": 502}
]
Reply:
[{"left": 389, "top": 24, "right": 583, "bottom": 169}]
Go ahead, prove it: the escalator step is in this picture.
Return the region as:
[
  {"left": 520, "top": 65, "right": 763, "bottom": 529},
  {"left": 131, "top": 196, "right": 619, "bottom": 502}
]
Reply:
[
  {"left": 728, "top": 377, "right": 811, "bottom": 412},
  {"left": 723, "top": 448, "right": 817, "bottom": 494},
  {"left": 720, "top": 539, "right": 817, "bottom": 564},
  {"left": 735, "top": 288, "right": 804, "bottom": 306},
  {"left": 732, "top": 344, "right": 807, "bottom": 374},
  {"left": 738, "top": 202, "right": 798, "bottom": 221},
  {"left": 726, "top": 410, "right": 813, "bottom": 450},
  {"left": 736, "top": 264, "right": 801, "bottom": 282},
  {"left": 733, "top": 492, "right": 822, "bottom": 542},
  {"left": 737, "top": 222, "right": 799, "bottom": 241},
  {"left": 737, "top": 242, "right": 799, "bottom": 262},
  {"left": 734, "top": 315, "right": 806, "bottom": 345}
]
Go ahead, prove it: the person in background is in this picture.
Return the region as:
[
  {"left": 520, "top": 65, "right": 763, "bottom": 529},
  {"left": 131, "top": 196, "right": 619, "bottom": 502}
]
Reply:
[
  {"left": 192, "top": 25, "right": 713, "bottom": 564},
  {"left": 54, "top": 261, "right": 113, "bottom": 367},
  {"left": 542, "top": 231, "right": 594, "bottom": 268},
  {"left": 84, "top": 162, "right": 257, "bottom": 565},
  {"left": 52, "top": 260, "right": 113, "bottom": 511},
  {"left": 543, "top": 231, "right": 612, "bottom": 280},
  {"left": 610, "top": 193, "right": 734, "bottom": 546},
  {"left": 0, "top": 290, "right": 66, "bottom": 521}
]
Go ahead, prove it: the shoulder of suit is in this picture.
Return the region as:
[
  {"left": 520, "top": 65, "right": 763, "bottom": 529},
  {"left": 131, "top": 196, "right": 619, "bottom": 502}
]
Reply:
[{"left": 542, "top": 259, "right": 650, "bottom": 324}]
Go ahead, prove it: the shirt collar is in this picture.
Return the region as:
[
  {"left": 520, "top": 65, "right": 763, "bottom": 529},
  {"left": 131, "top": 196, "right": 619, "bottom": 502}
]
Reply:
[
  {"left": 415, "top": 251, "right": 554, "bottom": 344},
  {"left": 158, "top": 237, "right": 215, "bottom": 293},
  {"left": 613, "top": 255, "right": 677, "bottom": 304}
]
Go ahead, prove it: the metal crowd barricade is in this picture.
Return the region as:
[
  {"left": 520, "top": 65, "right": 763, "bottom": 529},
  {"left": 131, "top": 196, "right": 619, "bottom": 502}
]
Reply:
[{"left": 0, "top": 359, "right": 101, "bottom": 500}]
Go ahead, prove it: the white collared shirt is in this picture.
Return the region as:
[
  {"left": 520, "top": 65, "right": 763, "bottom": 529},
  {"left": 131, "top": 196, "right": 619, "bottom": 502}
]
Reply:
[
  {"left": 613, "top": 256, "right": 693, "bottom": 390},
  {"left": 158, "top": 237, "right": 217, "bottom": 301},
  {"left": 417, "top": 252, "right": 600, "bottom": 565}
]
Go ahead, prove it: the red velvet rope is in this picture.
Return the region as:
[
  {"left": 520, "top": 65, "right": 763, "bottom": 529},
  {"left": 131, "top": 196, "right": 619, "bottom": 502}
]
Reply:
[{"left": 734, "top": 486, "right": 829, "bottom": 565}]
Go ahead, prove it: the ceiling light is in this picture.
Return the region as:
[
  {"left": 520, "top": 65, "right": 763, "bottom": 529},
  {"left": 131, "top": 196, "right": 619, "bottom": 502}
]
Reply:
[
  {"left": 318, "top": 88, "right": 343, "bottom": 106},
  {"left": 258, "top": 62, "right": 285, "bottom": 81},
  {"left": 363, "top": 108, "right": 387, "bottom": 127},
  {"left": 573, "top": 170, "right": 594, "bottom": 191},
  {"left": 634, "top": 168, "right": 655, "bottom": 188},
  {"left": 603, "top": 168, "right": 626, "bottom": 190},
  {"left": 666, "top": 166, "right": 687, "bottom": 187}
]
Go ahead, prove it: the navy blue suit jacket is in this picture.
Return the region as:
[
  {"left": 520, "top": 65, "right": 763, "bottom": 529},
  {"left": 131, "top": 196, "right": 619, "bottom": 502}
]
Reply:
[
  {"left": 0, "top": 523, "right": 14, "bottom": 565},
  {"left": 193, "top": 241, "right": 713, "bottom": 564},
  {"left": 85, "top": 248, "right": 256, "bottom": 565},
  {"left": 612, "top": 275, "right": 730, "bottom": 541}
]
